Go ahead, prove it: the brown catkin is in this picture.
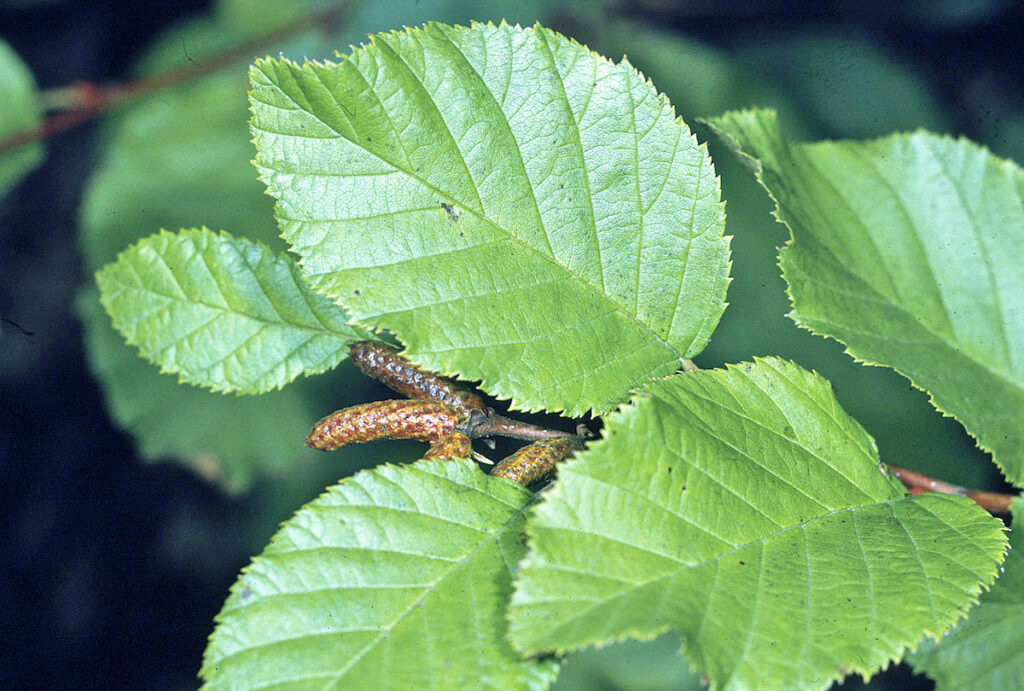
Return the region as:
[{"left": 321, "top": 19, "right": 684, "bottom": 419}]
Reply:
[
  {"left": 305, "top": 399, "right": 460, "bottom": 451},
  {"left": 423, "top": 432, "right": 473, "bottom": 460},
  {"left": 490, "top": 435, "right": 582, "bottom": 486},
  {"left": 349, "top": 341, "right": 486, "bottom": 415}
]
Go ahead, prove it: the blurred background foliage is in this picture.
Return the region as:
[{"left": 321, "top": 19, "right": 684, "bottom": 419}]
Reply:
[{"left": 1, "top": 0, "right": 1020, "bottom": 688}]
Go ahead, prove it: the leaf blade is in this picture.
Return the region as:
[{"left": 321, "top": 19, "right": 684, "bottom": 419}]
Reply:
[
  {"left": 97, "top": 228, "right": 372, "bottom": 394},
  {"left": 202, "top": 458, "right": 557, "bottom": 690},
  {"left": 0, "top": 38, "right": 43, "bottom": 198},
  {"left": 705, "top": 109, "right": 1024, "bottom": 486},
  {"left": 249, "top": 21, "right": 730, "bottom": 415},
  {"left": 508, "top": 359, "right": 1008, "bottom": 689}
]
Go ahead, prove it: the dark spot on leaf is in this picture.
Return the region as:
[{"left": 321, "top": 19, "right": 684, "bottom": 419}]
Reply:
[
  {"left": 738, "top": 560, "right": 745, "bottom": 566},
  {"left": 441, "top": 202, "right": 461, "bottom": 223},
  {"left": 241, "top": 586, "right": 252, "bottom": 600},
  {"left": 354, "top": 289, "right": 361, "bottom": 296}
]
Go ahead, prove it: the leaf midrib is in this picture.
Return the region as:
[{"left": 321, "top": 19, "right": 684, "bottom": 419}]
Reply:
[{"left": 104, "top": 271, "right": 352, "bottom": 342}]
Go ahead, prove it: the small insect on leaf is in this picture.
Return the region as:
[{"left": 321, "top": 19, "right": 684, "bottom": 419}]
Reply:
[
  {"left": 423, "top": 432, "right": 473, "bottom": 460},
  {"left": 490, "top": 435, "right": 583, "bottom": 487},
  {"left": 349, "top": 341, "right": 487, "bottom": 415},
  {"left": 306, "top": 399, "right": 461, "bottom": 451}
]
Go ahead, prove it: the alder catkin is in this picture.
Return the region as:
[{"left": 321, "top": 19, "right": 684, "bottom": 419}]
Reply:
[
  {"left": 490, "top": 435, "right": 582, "bottom": 486},
  {"left": 349, "top": 341, "right": 487, "bottom": 415},
  {"left": 305, "top": 399, "right": 460, "bottom": 451},
  {"left": 423, "top": 432, "right": 473, "bottom": 460}
]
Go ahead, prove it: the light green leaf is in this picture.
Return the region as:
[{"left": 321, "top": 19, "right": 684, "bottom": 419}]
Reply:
[
  {"left": 250, "top": 21, "right": 730, "bottom": 416},
  {"left": 97, "top": 228, "right": 371, "bottom": 394},
  {"left": 508, "top": 358, "right": 1008, "bottom": 689},
  {"left": 909, "top": 498, "right": 1024, "bottom": 690},
  {"left": 706, "top": 109, "right": 1024, "bottom": 487},
  {"left": 0, "top": 38, "right": 43, "bottom": 198},
  {"left": 202, "top": 458, "right": 557, "bottom": 690}
]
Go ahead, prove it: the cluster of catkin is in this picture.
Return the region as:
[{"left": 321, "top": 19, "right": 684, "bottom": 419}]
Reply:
[{"left": 306, "top": 341, "right": 580, "bottom": 485}]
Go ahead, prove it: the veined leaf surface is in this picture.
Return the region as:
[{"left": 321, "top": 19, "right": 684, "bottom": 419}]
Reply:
[
  {"left": 202, "top": 458, "right": 556, "bottom": 690},
  {"left": 909, "top": 498, "right": 1024, "bottom": 690},
  {"left": 706, "top": 109, "right": 1024, "bottom": 486},
  {"left": 509, "top": 359, "right": 1007, "bottom": 689},
  {"left": 97, "top": 228, "right": 372, "bottom": 394},
  {"left": 250, "top": 21, "right": 730, "bottom": 416}
]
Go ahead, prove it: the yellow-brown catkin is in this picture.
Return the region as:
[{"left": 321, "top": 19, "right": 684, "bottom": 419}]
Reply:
[
  {"left": 490, "top": 435, "right": 582, "bottom": 486},
  {"left": 305, "top": 399, "right": 460, "bottom": 451},
  {"left": 349, "top": 341, "right": 487, "bottom": 415},
  {"left": 423, "top": 431, "right": 473, "bottom": 460}
]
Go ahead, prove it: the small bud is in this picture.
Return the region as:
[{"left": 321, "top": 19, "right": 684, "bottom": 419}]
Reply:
[{"left": 490, "top": 435, "right": 582, "bottom": 486}]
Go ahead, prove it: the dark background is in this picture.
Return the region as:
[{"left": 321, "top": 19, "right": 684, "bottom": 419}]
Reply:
[{"left": 1, "top": 1, "right": 1021, "bottom": 688}]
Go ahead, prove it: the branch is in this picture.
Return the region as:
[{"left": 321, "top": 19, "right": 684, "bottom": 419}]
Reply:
[
  {"left": 888, "top": 464, "right": 1016, "bottom": 514},
  {"left": 467, "top": 413, "right": 577, "bottom": 442},
  {"left": 0, "top": 0, "right": 355, "bottom": 157}
]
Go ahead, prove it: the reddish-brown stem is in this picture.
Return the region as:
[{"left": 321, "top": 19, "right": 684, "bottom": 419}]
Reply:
[
  {"left": 0, "top": 0, "right": 354, "bottom": 157},
  {"left": 467, "top": 413, "right": 577, "bottom": 442},
  {"left": 888, "top": 464, "right": 1016, "bottom": 514}
]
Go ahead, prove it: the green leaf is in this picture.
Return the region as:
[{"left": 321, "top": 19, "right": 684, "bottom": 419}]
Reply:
[
  {"left": 706, "top": 109, "right": 1024, "bottom": 487},
  {"left": 731, "top": 32, "right": 947, "bottom": 139},
  {"left": 97, "top": 228, "right": 371, "bottom": 394},
  {"left": 553, "top": 632, "right": 702, "bottom": 691},
  {"left": 202, "top": 458, "right": 557, "bottom": 689},
  {"left": 0, "top": 38, "right": 43, "bottom": 198},
  {"left": 508, "top": 358, "right": 1008, "bottom": 689},
  {"left": 909, "top": 498, "right": 1024, "bottom": 690},
  {"left": 250, "top": 21, "right": 730, "bottom": 416}
]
